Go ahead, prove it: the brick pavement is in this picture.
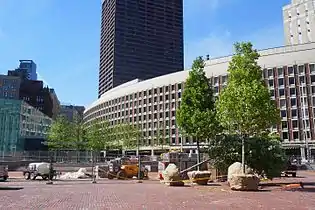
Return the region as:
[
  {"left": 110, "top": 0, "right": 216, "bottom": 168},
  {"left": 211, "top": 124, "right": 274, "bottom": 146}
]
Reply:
[{"left": 0, "top": 172, "right": 315, "bottom": 210}]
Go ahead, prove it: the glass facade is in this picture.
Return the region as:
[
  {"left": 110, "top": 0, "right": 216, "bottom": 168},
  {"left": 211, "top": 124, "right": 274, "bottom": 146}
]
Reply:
[{"left": 0, "top": 99, "right": 52, "bottom": 152}]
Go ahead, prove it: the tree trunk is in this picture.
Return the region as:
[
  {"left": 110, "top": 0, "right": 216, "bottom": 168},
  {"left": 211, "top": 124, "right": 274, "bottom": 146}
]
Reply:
[
  {"left": 92, "top": 150, "right": 96, "bottom": 183},
  {"left": 241, "top": 135, "right": 245, "bottom": 174},
  {"left": 137, "top": 137, "right": 141, "bottom": 180},
  {"left": 196, "top": 140, "right": 201, "bottom": 171}
]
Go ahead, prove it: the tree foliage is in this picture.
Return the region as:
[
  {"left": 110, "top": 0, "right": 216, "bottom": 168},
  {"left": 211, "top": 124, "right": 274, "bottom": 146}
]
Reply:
[
  {"left": 216, "top": 42, "right": 279, "bottom": 135},
  {"left": 69, "top": 116, "right": 86, "bottom": 150},
  {"left": 112, "top": 123, "right": 141, "bottom": 149},
  {"left": 208, "top": 133, "right": 287, "bottom": 179},
  {"left": 176, "top": 56, "right": 220, "bottom": 141},
  {"left": 155, "top": 122, "right": 169, "bottom": 149},
  {"left": 85, "top": 120, "right": 110, "bottom": 152},
  {"left": 47, "top": 116, "right": 74, "bottom": 150}
]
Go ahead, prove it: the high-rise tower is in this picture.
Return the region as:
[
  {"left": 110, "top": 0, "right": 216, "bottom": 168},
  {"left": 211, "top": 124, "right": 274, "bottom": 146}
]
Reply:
[{"left": 98, "top": 0, "right": 184, "bottom": 97}]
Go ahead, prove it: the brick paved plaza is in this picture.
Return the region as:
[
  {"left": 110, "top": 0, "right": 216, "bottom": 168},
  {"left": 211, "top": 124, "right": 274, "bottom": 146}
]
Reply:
[{"left": 0, "top": 171, "right": 315, "bottom": 210}]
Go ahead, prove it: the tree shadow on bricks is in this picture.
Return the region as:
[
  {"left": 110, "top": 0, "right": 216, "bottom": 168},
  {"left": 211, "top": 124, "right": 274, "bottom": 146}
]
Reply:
[
  {"left": 260, "top": 181, "right": 315, "bottom": 187},
  {"left": 285, "top": 187, "right": 315, "bottom": 193},
  {"left": 0, "top": 187, "right": 23, "bottom": 190}
]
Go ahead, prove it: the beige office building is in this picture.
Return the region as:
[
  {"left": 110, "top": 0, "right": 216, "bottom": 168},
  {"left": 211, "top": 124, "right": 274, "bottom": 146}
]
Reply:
[{"left": 283, "top": 0, "right": 315, "bottom": 45}]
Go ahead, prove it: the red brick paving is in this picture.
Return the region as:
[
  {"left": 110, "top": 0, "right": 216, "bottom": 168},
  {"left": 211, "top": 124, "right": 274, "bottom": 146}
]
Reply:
[{"left": 1, "top": 171, "right": 315, "bottom": 210}]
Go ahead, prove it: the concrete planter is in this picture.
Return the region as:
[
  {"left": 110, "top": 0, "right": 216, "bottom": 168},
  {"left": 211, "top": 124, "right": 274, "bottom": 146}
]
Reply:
[
  {"left": 229, "top": 174, "right": 260, "bottom": 191},
  {"left": 187, "top": 171, "right": 211, "bottom": 185}
]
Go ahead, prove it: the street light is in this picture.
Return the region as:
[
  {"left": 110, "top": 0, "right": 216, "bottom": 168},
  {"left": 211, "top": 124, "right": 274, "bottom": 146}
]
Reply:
[{"left": 46, "top": 151, "right": 54, "bottom": 185}]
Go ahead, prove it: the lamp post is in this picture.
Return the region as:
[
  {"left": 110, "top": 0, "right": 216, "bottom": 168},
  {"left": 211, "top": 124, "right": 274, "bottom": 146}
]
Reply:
[
  {"left": 137, "top": 135, "right": 141, "bottom": 180},
  {"left": 46, "top": 151, "right": 54, "bottom": 185}
]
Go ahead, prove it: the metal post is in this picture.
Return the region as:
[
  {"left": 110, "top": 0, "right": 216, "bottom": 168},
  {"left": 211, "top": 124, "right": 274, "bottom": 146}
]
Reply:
[
  {"left": 137, "top": 136, "right": 141, "bottom": 180},
  {"left": 92, "top": 150, "right": 96, "bottom": 183},
  {"left": 241, "top": 135, "right": 245, "bottom": 174},
  {"left": 46, "top": 152, "right": 53, "bottom": 185},
  {"left": 196, "top": 140, "right": 201, "bottom": 171}
]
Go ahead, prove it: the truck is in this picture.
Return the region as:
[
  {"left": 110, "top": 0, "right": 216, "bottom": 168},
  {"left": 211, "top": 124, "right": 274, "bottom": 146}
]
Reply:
[{"left": 23, "top": 162, "right": 57, "bottom": 180}]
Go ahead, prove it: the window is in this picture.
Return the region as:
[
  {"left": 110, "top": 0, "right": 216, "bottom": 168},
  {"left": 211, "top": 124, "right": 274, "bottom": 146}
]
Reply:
[
  {"left": 288, "top": 66, "right": 294, "bottom": 75},
  {"left": 291, "top": 98, "right": 296, "bottom": 106},
  {"left": 289, "top": 77, "right": 295, "bottom": 85},
  {"left": 267, "top": 69, "right": 273, "bottom": 77},
  {"left": 282, "top": 132, "right": 288, "bottom": 140},
  {"left": 270, "top": 90, "right": 275, "bottom": 97},
  {"left": 290, "top": 88, "right": 296, "bottom": 96},
  {"left": 280, "top": 99, "right": 286, "bottom": 107},
  {"left": 292, "top": 109, "right": 297, "bottom": 118},
  {"left": 282, "top": 121, "right": 288, "bottom": 129},
  {"left": 298, "top": 65, "right": 305, "bottom": 74},
  {"left": 293, "top": 131, "right": 299, "bottom": 139},
  {"left": 279, "top": 89, "right": 285, "bottom": 96},
  {"left": 278, "top": 68, "right": 283, "bottom": 76},
  {"left": 278, "top": 78, "right": 284, "bottom": 86},
  {"left": 268, "top": 80, "right": 274, "bottom": 87},
  {"left": 281, "top": 110, "right": 287, "bottom": 118},
  {"left": 310, "top": 64, "right": 315, "bottom": 73}
]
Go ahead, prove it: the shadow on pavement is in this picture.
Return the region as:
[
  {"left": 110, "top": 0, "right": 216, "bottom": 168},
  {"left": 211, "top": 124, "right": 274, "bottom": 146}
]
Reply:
[
  {"left": 0, "top": 187, "right": 24, "bottom": 191},
  {"left": 292, "top": 187, "right": 315, "bottom": 192},
  {"left": 260, "top": 182, "right": 315, "bottom": 187}
]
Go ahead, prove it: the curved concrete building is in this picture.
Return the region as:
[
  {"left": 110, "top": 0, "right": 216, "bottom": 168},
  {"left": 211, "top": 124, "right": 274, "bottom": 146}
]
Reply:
[{"left": 84, "top": 42, "right": 315, "bottom": 155}]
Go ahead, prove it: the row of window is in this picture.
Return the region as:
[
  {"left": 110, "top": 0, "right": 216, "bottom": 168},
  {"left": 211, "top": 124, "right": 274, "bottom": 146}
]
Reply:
[{"left": 264, "top": 64, "right": 315, "bottom": 78}]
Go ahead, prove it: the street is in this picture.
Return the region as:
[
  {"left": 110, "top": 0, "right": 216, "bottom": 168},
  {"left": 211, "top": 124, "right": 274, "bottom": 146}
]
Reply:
[{"left": 0, "top": 171, "right": 315, "bottom": 210}]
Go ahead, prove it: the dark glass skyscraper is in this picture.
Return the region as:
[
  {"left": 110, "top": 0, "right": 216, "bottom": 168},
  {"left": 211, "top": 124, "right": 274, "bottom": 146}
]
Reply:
[{"left": 98, "top": 0, "right": 184, "bottom": 97}]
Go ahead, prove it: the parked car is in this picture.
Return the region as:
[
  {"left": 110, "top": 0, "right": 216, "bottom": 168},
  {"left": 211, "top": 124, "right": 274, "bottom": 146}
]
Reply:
[
  {"left": 0, "top": 165, "right": 9, "bottom": 181},
  {"left": 23, "top": 162, "right": 57, "bottom": 180}
]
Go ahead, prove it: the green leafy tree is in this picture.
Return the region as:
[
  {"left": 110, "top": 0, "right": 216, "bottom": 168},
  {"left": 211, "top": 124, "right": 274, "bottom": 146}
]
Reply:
[
  {"left": 216, "top": 42, "right": 280, "bottom": 173},
  {"left": 85, "top": 120, "right": 110, "bottom": 183},
  {"left": 155, "top": 122, "right": 169, "bottom": 150},
  {"left": 208, "top": 133, "right": 287, "bottom": 179},
  {"left": 47, "top": 116, "right": 73, "bottom": 150},
  {"left": 118, "top": 123, "right": 140, "bottom": 149},
  {"left": 109, "top": 123, "right": 143, "bottom": 151},
  {"left": 176, "top": 57, "right": 221, "bottom": 168},
  {"left": 85, "top": 120, "right": 110, "bottom": 158},
  {"left": 69, "top": 116, "right": 87, "bottom": 150}
]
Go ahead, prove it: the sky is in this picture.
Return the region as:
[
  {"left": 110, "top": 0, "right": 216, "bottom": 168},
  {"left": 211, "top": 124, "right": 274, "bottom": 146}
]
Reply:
[{"left": 0, "top": 0, "right": 290, "bottom": 107}]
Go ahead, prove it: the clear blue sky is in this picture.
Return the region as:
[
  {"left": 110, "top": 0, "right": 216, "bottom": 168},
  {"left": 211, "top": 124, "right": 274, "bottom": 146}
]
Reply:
[{"left": 0, "top": 0, "right": 289, "bottom": 107}]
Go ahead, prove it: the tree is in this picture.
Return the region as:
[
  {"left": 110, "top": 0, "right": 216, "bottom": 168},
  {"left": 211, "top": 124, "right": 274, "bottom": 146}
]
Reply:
[
  {"left": 47, "top": 116, "right": 73, "bottom": 150},
  {"left": 215, "top": 42, "right": 280, "bottom": 173},
  {"left": 176, "top": 56, "right": 221, "bottom": 169},
  {"left": 85, "top": 120, "right": 110, "bottom": 153},
  {"left": 208, "top": 133, "right": 287, "bottom": 179},
  {"left": 68, "top": 116, "right": 87, "bottom": 162},
  {"left": 114, "top": 123, "right": 140, "bottom": 150},
  {"left": 69, "top": 116, "right": 86, "bottom": 150},
  {"left": 155, "top": 122, "right": 169, "bottom": 150},
  {"left": 84, "top": 120, "right": 110, "bottom": 183}
]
